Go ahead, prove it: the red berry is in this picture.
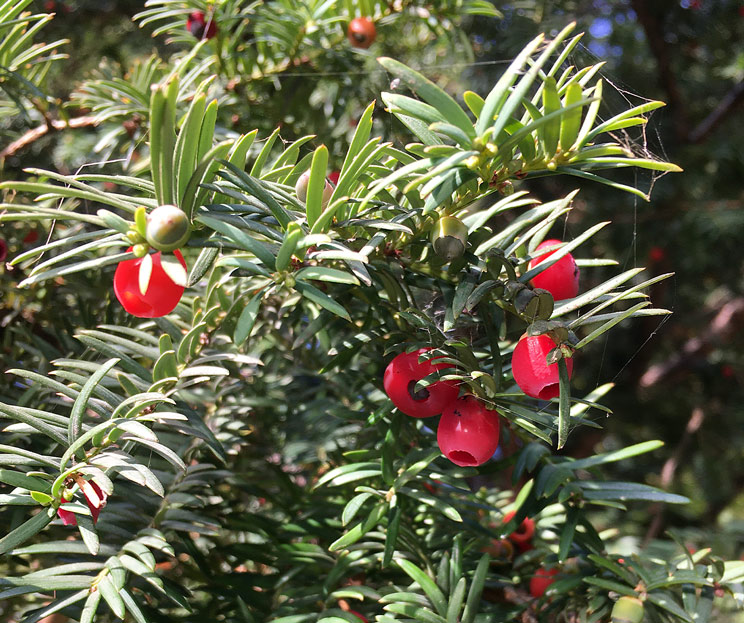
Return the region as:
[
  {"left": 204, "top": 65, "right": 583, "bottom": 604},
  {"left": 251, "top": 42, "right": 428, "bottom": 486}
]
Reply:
[
  {"left": 57, "top": 481, "right": 106, "bottom": 526},
  {"left": 422, "top": 481, "right": 438, "bottom": 495},
  {"left": 23, "top": 229, "right": 39, "bottom": 245},
  {"left": 114, "top": 249, "right": 186, "bottom": 318},
  {"left": 437, "top": 395, "right": 501, "bottom": 467},
  {"left": 348, "top": 17, "right": 376, "bottom": 49},
  {"left": 503, "top": 510, "right": 535, "bottom": 552},
  {"left": 648, "top": 246, "right": 665, "bottom": 263},
  {"left": 187, "top": 11, "right": 217, "bottom": 40},
  {"left": 0, "top": 238, "right": 7, "bottom": 263},
  {"left": 528, "top": 239, "right": 579, "bottom": 301},
  {"left": 529, "top": 567, "right": 558, "bottom": 598},
  {"left": 383, "top": 348, "right": 459, "bottom": 418},
  {"left": 328, "top": 170, "right": 341, "bottom": 186},
  {"left": 511, "top": 333, "right": 574, "bottom": 400}
]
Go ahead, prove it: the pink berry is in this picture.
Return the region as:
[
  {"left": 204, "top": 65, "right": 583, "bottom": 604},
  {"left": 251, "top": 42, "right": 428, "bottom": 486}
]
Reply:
[
  {"left": 511, "top": 334, "right": 574, "bottom": 400},
  {"left": 384, "top": 348, "right": 459, "bottom": 418},
  {"left": 528, "top": 239, "right": 579, "bottom": 301},
  {"left": 437, "top": 396, "right": 501, "bottom": 467}
]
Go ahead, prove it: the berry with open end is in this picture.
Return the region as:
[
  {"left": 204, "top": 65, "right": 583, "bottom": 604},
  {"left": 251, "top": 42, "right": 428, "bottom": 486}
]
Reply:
[
  {"left": 511, "top": 333, "right": 574, "bottom": 400},
  {"left": 437, "top": 395, "right": 501, "bottom": 467},
  {"left": 383, "top": 348, "right": 458, "bottom": 418}
]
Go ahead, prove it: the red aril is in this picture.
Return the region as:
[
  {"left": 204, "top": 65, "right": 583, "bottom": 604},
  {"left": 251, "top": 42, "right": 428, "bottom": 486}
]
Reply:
[
  {"left": 114, "top": 249, "right": 186, "bottom": 318},
  {"left": 437, "top": 396, "right": 500, "bottom": 466}
]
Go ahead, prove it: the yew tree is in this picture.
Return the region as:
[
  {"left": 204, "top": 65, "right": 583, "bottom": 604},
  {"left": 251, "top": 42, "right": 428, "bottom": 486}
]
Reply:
[{"left": 1, "top": 2, "right": 743, "bottom": 623}]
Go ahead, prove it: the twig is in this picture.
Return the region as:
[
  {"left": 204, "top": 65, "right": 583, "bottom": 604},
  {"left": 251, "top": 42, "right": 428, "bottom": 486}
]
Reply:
[
  {"left": 639, "top": 297, "right": 744, "bottom": 388},
  {"left": 643, "top": 406, "right": 705, "bottom": 545},
  {"left": 629, "top": 0, "right": 689, "bottom": 140},
  {"left": 688, "top": 80, "right": 744, "bottom": 143},
  {"left": 0, "top": 115, "right": 99, "bottom": 159}
]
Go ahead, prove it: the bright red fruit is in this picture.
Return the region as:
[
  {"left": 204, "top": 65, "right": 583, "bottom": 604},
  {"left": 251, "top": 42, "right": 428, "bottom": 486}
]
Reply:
[
  {"left": 511, "top": 333, "right": 573, "bottom": 400},
  {"left": 528, "top": 239, "right": 579, "bottom": 301},
  {"left": 347, "top": 17, "right": 376, "bottom": 49},
  {"left": 328, "top": 170, "right": 341, "bottom": 186},
  {"left": 114, "top": 249, "right": 186, "bottom": 318},
  {"left": 503, "top": 510, "right": 535, "bottom": 552},
  {"left": 187, "top": 11, "right": 217, "bottom": 40},
  {"left": 58, "top": 481, "right": 106, "bottom": 526},
  {"left": 384, "top": 348, "right": 458, "bottom": 418},
  {"left": 529, "top": 567, "right": 558, "bottom": 598},
  {"left": 437, "top": 396, "right": 501, "bottom": 467}
]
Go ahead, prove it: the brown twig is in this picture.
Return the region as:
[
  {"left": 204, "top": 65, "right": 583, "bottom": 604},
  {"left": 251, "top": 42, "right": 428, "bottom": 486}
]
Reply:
[
  {"left": 639, "top": 297, "right": 744, "bottom": 388},
  {"left": 0, "top": 115, "right": 99, "bottom": 159},
  {"left": 643, "top": 406, "right": 706, "bottom": 545},
  {"left": 688, "top": 80, "right": 744, "bottom": 143},
  {"left": 629, "top": 0, "right": 689, "bottom": 141}
]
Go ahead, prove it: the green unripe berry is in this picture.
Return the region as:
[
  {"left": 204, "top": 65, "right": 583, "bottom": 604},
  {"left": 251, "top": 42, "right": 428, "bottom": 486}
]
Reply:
[
  {"left": 430, "top": 215, "right": 468, "bottom": 262},
  {"left": 295, "top": 171, "right": 333, "bottom": 207},
  {"left": 145, "top": 205, "right": 191, "bottom": 252},
  {"left": 611, "top": 596, "right": 644, "bottom": 623}
]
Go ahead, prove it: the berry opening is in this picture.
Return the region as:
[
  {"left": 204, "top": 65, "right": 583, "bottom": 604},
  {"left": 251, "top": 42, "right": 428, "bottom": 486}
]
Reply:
[
  {"left": 448, "top": 450, "right": 478, "bottom": 466},
  {"left": 514, "top": 524, "right": 529, "bottom": 537},
  {"left": 353, "top": 32, "right": 367, "bottom": 43},
  {"left": 407, "top": 379, "right": 430, "bottom": 401},
  {"left": 537, "top": 383, "right": 560, "bottom": 400}
]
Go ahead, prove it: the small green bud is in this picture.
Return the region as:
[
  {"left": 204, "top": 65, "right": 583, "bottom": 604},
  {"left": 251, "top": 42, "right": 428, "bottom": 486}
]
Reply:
[
  {"left": 533, "top": 288, "right": 555, "bottom": 321},
  {"left": 126, "top": 230, "right": 145, "bottom": 245},
  {"left": 514, "top": 287, "right": 537, "bottom": 316},
  {"left": 464, "top": 155, "right": 481, "bottom": 170},
  {"left": 504, "top": 280, "right": 527, "bottom": 301},
  {"left": 611, "top": 596, "right": 644, "bottom": 623},
  {"left": 132, "top": 243, "right": 149, "bottom": 258},
  {"left": 145, "top": 205, "right": 191, "bottom": 252},
  {"left": 430, "top": 215, "right": 468, "bottom": 262},
  {"left": 499, "top": 180, "right": 515, "bottom": 196}
]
